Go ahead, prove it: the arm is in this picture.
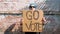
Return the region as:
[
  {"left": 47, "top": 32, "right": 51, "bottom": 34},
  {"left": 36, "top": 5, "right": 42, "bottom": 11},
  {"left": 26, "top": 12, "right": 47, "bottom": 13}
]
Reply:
[
  {"left": 42, "top": 17, "right": 46, "bottom": 22},
  {"left": 42, "top": 17, "right": 47, "bottom": 25}
]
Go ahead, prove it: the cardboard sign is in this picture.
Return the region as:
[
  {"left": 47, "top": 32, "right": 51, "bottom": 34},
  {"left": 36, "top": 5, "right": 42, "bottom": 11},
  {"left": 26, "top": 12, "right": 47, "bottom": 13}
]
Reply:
[{"left": 23, "top": 10, "right": 43, "bottom": 32}]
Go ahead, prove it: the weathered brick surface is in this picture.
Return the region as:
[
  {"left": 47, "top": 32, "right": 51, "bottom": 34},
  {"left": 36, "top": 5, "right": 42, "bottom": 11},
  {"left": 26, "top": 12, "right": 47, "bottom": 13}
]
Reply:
[
  {"left": 0, "top": 15, "right": 22, "bottom": 32},
  {"left": 0, "top": 0, "right": 29, "bottom": 13}
]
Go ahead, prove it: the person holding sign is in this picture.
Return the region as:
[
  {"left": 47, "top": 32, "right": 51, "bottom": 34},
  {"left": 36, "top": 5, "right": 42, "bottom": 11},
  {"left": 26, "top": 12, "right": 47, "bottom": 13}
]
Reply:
[{"left": 22, "top": 3, "right": 46, "bottom": 34}]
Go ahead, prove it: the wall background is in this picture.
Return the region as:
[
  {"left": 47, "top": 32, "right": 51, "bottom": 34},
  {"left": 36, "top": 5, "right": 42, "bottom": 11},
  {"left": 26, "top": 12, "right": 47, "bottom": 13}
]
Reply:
[{"left": 0, "top": 0, "right": 60, "bottom": 34}]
